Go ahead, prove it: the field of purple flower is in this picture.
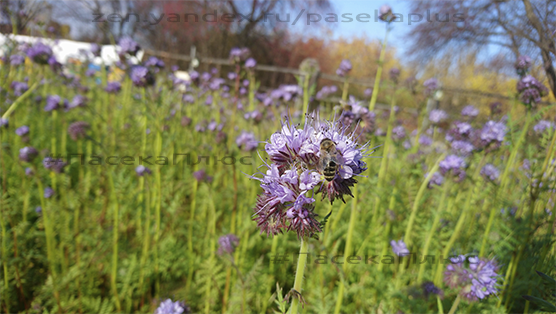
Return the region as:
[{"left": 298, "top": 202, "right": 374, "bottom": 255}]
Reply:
[{"left": 1, "top": 7, "right": 556, "bottom": 314}]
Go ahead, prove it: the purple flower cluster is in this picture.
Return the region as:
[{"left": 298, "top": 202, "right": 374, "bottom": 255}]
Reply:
[
  {"left": 229, "top": 47, "right": 250, "bottom": 63},
  {"left": 217, "top": 234, "right": 239, "bottom": 256},
  {"left": 10, "top": 54, "right": 25, "bottom": 66},
  {"left": 515, "top": 55, "right": 531, "bottom": 77},
  {"left": 11, "top": 81, "right": 28, "bottom": 97},
  {"left": 429, "top": 109, "right": 448, "bottom": 124},
  {"left": 427, "top": 172, "right": 444, "bottom": 188},
  {"left": 26, "top": 42, "right": 53, "bottom": 64},
  {"left": 245, "top": 58, "right": 257, "bottom": 69},
  {"left": 533, "top": 120, "right": 555, "bottom": 134},
  {"left": 422, "top": 281, "right": 443, "bottom": 298},
  {"left": 516, "top": 75, "right": 549, "bottom": 107},
  {"left": 339, "top": 96, "right": 375, "bottom": 141},
  {"left": 43, "top": 157, "right": 67, "bottom": 173},
  {"left": 253, "top": 113, "right": 370, "bottom": 238},
  {"left": 379, "top": 4, "right": 395, "bottom": 22},
  {"left": 423, "top": 78, "right": 439, "bottom": 96},
  {"left": 68, "top": 121, "right": 90, "bottom": 140},
  {"left": 15, "top": 125, "right": 29, "bottom": 137},
  {"left": 336, "top": 59, "right": 352, "bottom": 77},
  {"left": 480, "top": 164, "right": 500, "bottom": 182},
  {"left": 44, "top": 187, "right": 55, "bottom": 199},
  {"left": 315, "top": 85, "right": 338, "bottom": 100},
  {"left": 144, "top": 56, "right": 165, "bottom": 69},
  {"left": 461, "top": 105, "right": 479, "bottom": 117},
  {"left": 444, "top": 255, "right": 499, "bottom": 301},
  {"left": 439, "top": 155, "right": 466, "bottom": 182},
  {"left": 390, "top": 239, "right": 410, "bottom": 257},
  {"left": 480, "top": 120, "right": 506, "bottom": 150},
  {"left": 389, "top": 68, "right": 400, "bottom": 82},
  {"left": 155, "top": 299, "right": 190, "bottom": 314},
  {"left": 236, "top": 131, "right": 258, "bottom": 152},
  {"left": 269, "top": 85, "right": 303, "bottom": 103},
  {"left": 44, "top": 95, "right": 67, "bottom": 112},
  {"left": 392, "top": 125, "right": 406, "bottom": 141},
  {"left": 193, "top": 169, "right": 213, "bottom": 183},
  {"left": 135, "top": 165, "right": 152, "bottom": 176},
  {"left": 451, "top": 140, "right": 474, "bottom": 156},
  {"left": 118, "top": 37, "right": 140, "bottom": 57},
  {"left": 19, "top": 147, "right": 38, "bottom": 162},
  {"left": 105, "top": 81, "right": 122, "bottom": 94},
  {"left": 130, "top": 66, "right": 155, "bottom": 87}
]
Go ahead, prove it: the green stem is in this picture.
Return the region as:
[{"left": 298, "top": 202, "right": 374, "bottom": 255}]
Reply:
[
  {"left": 1, "top": 82, "right": 39, "bottom": 120},
  {"left": 108, "top": 172, "right": 121, "bottom": 311},
  {"left": 0, "top": 205, "right": 9, "bottom": 313},
  {"left": 417, "top": 183, "right": 451, "bottom": 283},
  {"left": 334, "top": 187, "right": 358, "bottom": 314},
  {"left": 289, "top": 238, "right": 309, "bottom": 314},
  {"left": 404, "top": 154, "right": 446, "bottom": 247},
  {"left": 447, "top": 295, "right": 461, "bottom": 314},
  {"left": 369, "top": 27, "right": 389, "bottom": 111}
]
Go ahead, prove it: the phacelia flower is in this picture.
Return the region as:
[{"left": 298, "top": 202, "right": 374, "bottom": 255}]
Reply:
[
  {"left": 390, "top": 239, "right": 410, "bottom": 257},
  {"left": 10, "top": 54, "right": 25, "bottom": 66},
  {"left": 229, "top": 47, "right": 250, "bottom": 63},
  {"left": 336, "top": 59, "right": 352, "bottom": 77},
  {"left": 19, "top": 147, "right": 38, "bottom": 162},
  {"left": 533, "top": 120, "right": 555, "bottom": 133},
  {"left": 26, "top": 42, "right": 53, "bottom": 64},
  {"left": 236, "top": 131, "right": 258, "bottom": 152},
  {"left": 419, "top": 135, "right": 433, "bottom": 146},
  {"left": 422, "top": 281, "right": 443, "bottom": 298},
  {"left": 379, "top": 4, "right": 395, "bottom": 22},
  {"left": 429, "top": 109, "right": 448, "bottom": 124},
  {"left": 193, "top": 169, "right": 213, "bottom": 183},
  {"left": 515, "top": 55, "right": 531, "bottom": 77},
  {"left": 389, "top": 68, "right": 400, "bottom": 82},
  {"left": 11, "top": 81, "right": 28, "bottom": 97},
  {"left": 68, "top": 121, "right": 90, "bottom": 140},
  {"left": 25, "top": 167, "right": 34, "bottom": 176},
  {"left": 155, "top": 299, "right": 190, "bottom": 314},
  {"left": 427, "top": 172, "right": 444, "bottom": 188},
  {"left": 144, "top": 56, "right": 165, "bottom": 69},
  {"left": 67, "top": 95, "right": 88, "bottom": 110},
  {"left": 44, "top": 187, "right": 55, "bottom": 199},
  {"left": 252, "top": 113, "right": 371, "bottom": 238},
  {"left": 0, "top": 118, "right": 8, "bottom": 128},
  {"left": 480, "top": 164, "right": 500, "bottom": 182},
  {"left": 517, "top": 75, "right": 549, "bottom": 107},
  {"left": 439, "top": 155, "right": 466, "bottom": 182},
  {"left": 364, "top": 88, "right": 373, "bottom": 98},
  {"left": 423, "top": 78, "right": 439, "bottom": 96},
  {"left": 444, "top": 255, "right": 499, "bottom": 301},
  {"left": 130, "top": 66, "right": 155, "bottom": 87},
  {"left": 339, "top": 96, "right": 375, "bottom": 141},
  {"left": 461, "top": 105, "right": 479, "bottom": 117},
  {"left": 217, "top": 234, "right": 239, "bottom": 256},
  {"left": 44, "top": 95, "right": 66, "bottom": 112},
  {"left": 43, "top": 157, "right": 67, "bottom": 173},
  {"left": 105, "top": 81, "right": 122, "bottom": 94},
  {"left": 392, "top": 125, "right": 406, "bottom": 141},
  {"left": 245, "top": 58, "right": 257, "bottom": 69},
  {"left": 479, "top": 120, "right": 506, "bottom": 150},
  {"left": 451, "top": 140, "right": 474, "bottom": 156},
  {"left": 118, "top": 37, "right": 140, "bottom": 56},
  {"left": 15, "top": 125, "right": 29, "bottom": 137},
  {"left": 135, "top": 165, "right": 152, "bottom": 176},
  {"left": 90, "top": 43, "right": 101, "bottom": 57}
]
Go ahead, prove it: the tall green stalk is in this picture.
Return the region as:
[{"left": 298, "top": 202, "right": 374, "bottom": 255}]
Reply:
[
  {"left": 108, "top": 171, "right": 121, "bottom": 311},
  {"left": 369, "top": 27, "right": 390, "bottom": 111},
  {"left": 334, "top": 187, "right": 358, "bottom": 314},
  {"left": 289, "top": 238, "right": 309, "bottom": 314}
]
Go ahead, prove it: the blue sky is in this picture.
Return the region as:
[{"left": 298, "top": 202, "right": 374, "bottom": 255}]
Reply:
[{"left": 329, "top": 0, "right": 412, "bottom": 56}]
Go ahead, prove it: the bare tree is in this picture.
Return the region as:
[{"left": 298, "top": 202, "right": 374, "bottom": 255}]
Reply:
[{"left": 406, "top": 0, "right": 556, "bottom": 98}]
